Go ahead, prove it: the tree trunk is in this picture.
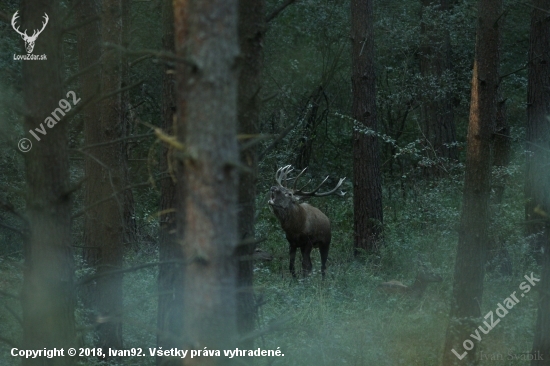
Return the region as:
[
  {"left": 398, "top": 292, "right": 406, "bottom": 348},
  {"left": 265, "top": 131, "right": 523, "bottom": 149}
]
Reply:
[
  {"left": 174, "top": 0, "right": 240, "bottom": 361},
  {"left": 351, "top": 0, "right": 384, "bottom": 255},
  {"left": 491, "top": 97, "right": 510, "bottom": 205},
  {"left": 120, "top": 0, "right": 138, "bottom": 250},
  {"left": 83, "top": 0, "right": 125, "bottom": 352},
  {"left": 527, "top": 0, "right": 550, "bottom": 363},
  {"left": 156, "top": 1, "right": 184, "bottom": 365},
  {"left": 441, "top": 0, "right": 501, "bottom": 364},
  {"left": 525, "top": 0, "right": 550, "bottom": 263},
  {"left": 236, "top": 0, "right": 264, "bottom": 349},
  {"left": 419, "top": 0, "right": 457, "bottom": 177},
  {"left": 21, "top": 1, "right": 76, "bottom": 365},
  {"left": 76, "top": 0, "right": 101, "bottom": 334}
]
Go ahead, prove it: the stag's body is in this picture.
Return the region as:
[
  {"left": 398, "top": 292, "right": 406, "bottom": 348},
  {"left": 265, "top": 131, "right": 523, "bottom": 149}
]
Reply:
[
  {"left": 271, "top": 200, "right": 331, "bottom": 277},
  {"left": 269, "top": 165, "right": 345, "bottom": 279}
]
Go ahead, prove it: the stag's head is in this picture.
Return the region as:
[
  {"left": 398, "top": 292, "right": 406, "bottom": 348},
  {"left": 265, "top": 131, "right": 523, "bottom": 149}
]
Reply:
[
  {"left": 12, "top": 11, "right": 49, "bottom": 54},
  {"left": 268, "top": 165, "right": 346, "bottom": 213}
]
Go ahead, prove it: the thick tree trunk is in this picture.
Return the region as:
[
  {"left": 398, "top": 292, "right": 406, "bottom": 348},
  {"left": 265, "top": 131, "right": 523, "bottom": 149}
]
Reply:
[
  {"left": 351, "top": 0, "right": 384, "bottom": 255},
  {"left": 419, "top": 0, "right": 457, "bottom": 177},
  {"left": 174, "top": 0, "right": 240, "bottom": 361},
  {"left": 441, "top": 0, "right": 501, "bottom": 364},
  {"left": 527, "top": 0, "right": 550, "bottom": 363},
  {"left": 83, "top": 0, "right": 125, "bottom": 352},
  {"left": 21, "top": 1, "right": 76, "bottom": 365},
  {"left": 156, "top": 2, "right": 184, "bottom": 365},
  {"left": 236, "top": 0, "right": 264, "bottom": 349}
]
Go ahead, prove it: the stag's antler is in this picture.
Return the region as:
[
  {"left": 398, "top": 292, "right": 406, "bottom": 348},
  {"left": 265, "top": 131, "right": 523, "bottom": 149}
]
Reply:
[
  {"left": 294, "top": 175, "right": 346, "bottom": 197},
  {"left": 276, "top": 165, "right": 346, "bottom": 197},
  {"left": 274, "top": 165, "right": 294, "bottom": 187}
]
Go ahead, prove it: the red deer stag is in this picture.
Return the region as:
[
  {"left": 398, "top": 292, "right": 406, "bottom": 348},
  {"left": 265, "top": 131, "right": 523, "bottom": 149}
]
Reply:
[
  {"left": 268, "top": 165, "right": 345, "bottom": 279},
  {"left": 378, "top": 264, "right": 442, "bottom": 298}
]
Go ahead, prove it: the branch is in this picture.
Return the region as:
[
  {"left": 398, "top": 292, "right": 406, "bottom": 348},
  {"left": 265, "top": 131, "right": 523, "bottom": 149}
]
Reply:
[
  {"left": 259, "top": 121, "right": 299, "bottom": 161},
  {"left": 239, "top": 134, "right": 274, "bottom": 152},
  {"left": 78, "top": 260, "right": 187, "bottom": 286},
  {"left": 521, "top": 2, "right": 550, "bottom": 14},
  {"left": 0, "top": 222, "right": 26, "bottom": 238},
  {"left": 103, "top": 43, "right": 195, "bottom": 66},
  {"left": 266, "top": 0, "right": 299, "bottom": 23},
  {"left": 71, "top": 177, "right": 167, "bottom": 219},
  {"left": 97, "top": 79, "right": 145, "bottom": 102},
  {"left": 64, "top": 61, "right": 101, "bottom": 85},
  {"left": 79, "top": 132, "right": 155, "bottom": 151},
  {"left": 62, "top": 176, "right": 87, "bottom": 198},
  {"left": 500, "top": 63, "right": 528, "bottom": 81},
  {"left": 0, "top": 198, "right": 27, "bottom": 224}
]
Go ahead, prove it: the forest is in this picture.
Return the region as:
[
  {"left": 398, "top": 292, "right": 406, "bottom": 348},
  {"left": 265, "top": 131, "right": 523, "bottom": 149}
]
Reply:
[{"left": 0, "top": 0, "right": 549, "bottom": 365}]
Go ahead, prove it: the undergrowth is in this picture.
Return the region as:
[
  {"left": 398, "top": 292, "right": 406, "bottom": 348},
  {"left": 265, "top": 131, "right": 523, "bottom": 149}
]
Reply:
[{"left": 0, "top": 158, "right": 540, "bottom": 365}]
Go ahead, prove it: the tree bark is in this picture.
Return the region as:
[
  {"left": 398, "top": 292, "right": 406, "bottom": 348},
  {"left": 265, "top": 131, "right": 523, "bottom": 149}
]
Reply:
[
  {"left": 120, "top": 0, "right": 138, "bottom": 250},
  {"left": 21, "top": 1, "right": 76, "bottom": 365},
  {"left": 526, "top": 0, "right": 550, "bottom": 262},
  {"left": 83, "top": 0, "right": 125, "bottom": 352},
  {"left": 419, "top": 0, "right": 457, "bottom": 177},
  {"left": 351, "top": 0, "right": 384, "bottom": 255},
  {"left": 441, "top": 0, "right": 501, "bottom": 364},
  {"left": 236, "top": 0, "right": 264, "bottom": 349},
  {"left": 156, "top": 1, "right": 184, "bottom": 364},
  {"left": 527, "top": 0, "right": 550, "bottom": 363},
  {"left": 174, "top": 0, "right": 240, "bottom": 362},
  {"left": 76, "top": 0, "right": 103, "bottom": 347},
  {"left": 491, "top": 96, "right": 510, "bottom": 205}
]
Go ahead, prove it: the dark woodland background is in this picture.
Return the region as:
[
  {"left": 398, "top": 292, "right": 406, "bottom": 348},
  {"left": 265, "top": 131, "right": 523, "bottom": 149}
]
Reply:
[{"left": 0, "top": 0, "right": 549, "bottom": 365}]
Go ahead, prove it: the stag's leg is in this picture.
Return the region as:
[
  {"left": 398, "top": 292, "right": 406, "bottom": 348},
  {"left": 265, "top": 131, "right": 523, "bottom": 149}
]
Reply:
[
  {"left": 300, "top": 245, "right": 313, "bottom": 277},
  {"left": 289, "top": 245, "right": 297, "bottom": 278},
  {"left": 320, "top": 244, "right": 329, "bottom": 280}
]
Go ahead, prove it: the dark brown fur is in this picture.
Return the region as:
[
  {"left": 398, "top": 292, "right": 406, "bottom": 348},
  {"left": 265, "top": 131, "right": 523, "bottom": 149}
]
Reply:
[{"left": 269, "top": 186, "right": 331, "bottom": 278}]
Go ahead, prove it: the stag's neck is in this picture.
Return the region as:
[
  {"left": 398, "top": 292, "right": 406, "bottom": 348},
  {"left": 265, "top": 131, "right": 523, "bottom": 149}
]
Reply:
[{"left": 274, "top": 203, "right": 305, "bottom": 233}]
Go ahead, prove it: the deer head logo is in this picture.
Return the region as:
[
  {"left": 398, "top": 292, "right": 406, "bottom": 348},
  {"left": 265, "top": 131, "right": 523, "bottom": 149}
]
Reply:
[{"left": 11, "top": 11, "right": 49, "bottom": 54}]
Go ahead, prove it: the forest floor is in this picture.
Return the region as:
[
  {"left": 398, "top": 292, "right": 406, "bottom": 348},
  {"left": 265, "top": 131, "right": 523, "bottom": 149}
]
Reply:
[{"left": 0, "top": 169, "right": 540, "bottom": 365}]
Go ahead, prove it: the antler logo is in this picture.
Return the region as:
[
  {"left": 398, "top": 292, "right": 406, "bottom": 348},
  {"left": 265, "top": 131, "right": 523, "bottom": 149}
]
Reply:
[{"left": 11, "top": 11, "right": 49, "bottom": 54}]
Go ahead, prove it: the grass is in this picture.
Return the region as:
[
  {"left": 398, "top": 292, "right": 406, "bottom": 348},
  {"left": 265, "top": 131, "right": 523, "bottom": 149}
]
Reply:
[{"left": 0, "top": 162, "right": 541, "bottom": 365}]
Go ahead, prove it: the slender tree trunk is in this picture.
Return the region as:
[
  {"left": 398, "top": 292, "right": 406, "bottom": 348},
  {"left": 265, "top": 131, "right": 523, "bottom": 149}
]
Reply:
[
  {"left": 156, "top": 2, "right": 184, "bottom": 365},
  {"left": 491, "top": 97, "right": 510, "bottom": 205},
  {"left": 236, "top": 0, "right": 264, "bottom": 349},
  {"left": 351, "top": 0, "right": 384, "bottom": 255},
  {"left": 21, "top": 1, "right": 76, "bottom": 365},
  {"left": 526, "top": 0, "right": 550, "bottom": 262},
  {"left": 419, "top": 0, "right": 457, "bottom": 177},
  {"left": 527, "top": 0, "right": 550, "bottom": 363},
  {"left": 441, "top": 0, "right": 501, "bottom": 364},
  {"left": 83, "top": 0, "right": 125, "bottom": 352},
  {"left": 120, "top": 0, "right": 138, "bottom": 250},
  {"left": 174, "top": 0, "right": 240, "bottom": 361}
]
